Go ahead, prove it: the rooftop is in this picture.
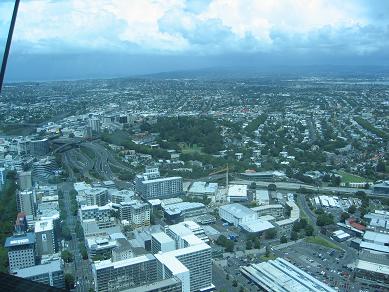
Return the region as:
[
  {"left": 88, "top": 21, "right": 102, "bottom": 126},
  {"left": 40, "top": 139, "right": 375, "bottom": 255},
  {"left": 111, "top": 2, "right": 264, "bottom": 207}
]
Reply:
[
  {"left": 240, "top": 258, "right": 336, "bottom": 292},
  {"left": 152, "top": 232, "right": 175, "bottom": 245},
  {"left": 356, "top": 259, "right": 389, "bottom": 275},
  {"left": 34, "top": 219, "right": 53, "bottom": 233},
  {"left": 219, "top": 203, "right": 255, "bottom": 219},
  {"left": 5, "top": 232, "right": 35, "bottom": 248},
  {"left": 142, "top": 176, "right": 182, "bottom": 184},
  {"left": 93, "top": 254, "right": 155, "bottom": 270},
  {"left": 189, "top": 181, "right": 218, "bottom": 194},
  {"left": 14, "top": 260, "right": 62, "bottom": 278},
  {"left": 239, "top": 219, "right": 274, "bottom": 233}
]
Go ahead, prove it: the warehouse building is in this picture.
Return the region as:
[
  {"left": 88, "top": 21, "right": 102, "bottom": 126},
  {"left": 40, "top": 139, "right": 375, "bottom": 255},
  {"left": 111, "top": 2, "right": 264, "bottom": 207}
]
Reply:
[{"left": 240, "top": 258, "right": 336, "bottom": 292}]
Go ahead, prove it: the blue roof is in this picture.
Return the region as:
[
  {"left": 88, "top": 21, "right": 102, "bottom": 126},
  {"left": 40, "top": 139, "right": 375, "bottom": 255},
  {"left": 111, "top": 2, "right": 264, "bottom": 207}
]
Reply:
[{"left": 4, "top": 232, "right": 36, "bottom": 248}]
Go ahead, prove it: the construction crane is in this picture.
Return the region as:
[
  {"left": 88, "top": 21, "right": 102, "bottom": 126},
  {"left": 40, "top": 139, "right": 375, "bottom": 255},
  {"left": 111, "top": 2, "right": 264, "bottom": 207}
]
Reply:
[{"left": 209, "top": 164, "right": 230, "bottom": 187}]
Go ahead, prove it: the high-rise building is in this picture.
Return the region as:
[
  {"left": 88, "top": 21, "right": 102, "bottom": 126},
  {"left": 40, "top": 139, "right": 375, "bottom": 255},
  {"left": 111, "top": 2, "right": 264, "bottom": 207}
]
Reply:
[
  {"left": 155, "top": 242, "right": 213, "bottom": 292},
  {"left": 135, "top": 177, "right": 183, "bottom": 199},
  {"left": 88, "top": 118, "right": 101, "bottom": 133},
  {"left": 151, "top": 232, "right": 176, "bottom": 254},
  {"left": 34, "top": 219, "right": 56, "bottom": 256},
  {"left": 14, "top": 259, "right": 65, "bottom": 289},
  {"left": 18, "top": 171, "right": 32, "bottom": 190},
  {"left": 119, "top": 201, "right": 150, "bottom": 228},
  {"left": 16, "top": 190, "right": 36, "bottom": 217},
  {"left": 4, "top": 232, "right": 36, "bottom": 272},
  {"left": 0, "top": 167, "right": 5, "bottom": 189},
  {"left": 92, "top": 254, "right": 158, "bottom": 292},
  {"left": 79, "top": 205, "right": 114, "bottom": 228},
  {"left": 85, "top": 187, "right": 108, "bottom": 206},
  {"left": 28, "top": 139, "right": 50, "bottom": 156}
]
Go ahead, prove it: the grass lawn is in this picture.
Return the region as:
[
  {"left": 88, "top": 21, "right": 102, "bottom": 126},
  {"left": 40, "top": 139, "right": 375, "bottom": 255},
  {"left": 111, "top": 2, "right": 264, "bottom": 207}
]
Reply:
[
  {"left": 180, "top": 143, "right": 204, "bottom": 154},
  {"left": 260, "top": 253, "right": 277, "bottom": 261},
  {"left": 337, "top": 170, "right": 371, "bottom": 183},
  {"left": 305, "top": 236, "right": 341, "bottom": 250}
]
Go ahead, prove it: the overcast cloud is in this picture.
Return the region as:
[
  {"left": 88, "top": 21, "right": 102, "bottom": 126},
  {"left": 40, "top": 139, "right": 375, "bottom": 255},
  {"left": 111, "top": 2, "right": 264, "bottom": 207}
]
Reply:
[{"left": 1, "top": 0, "right": 389, "bottom": 80}]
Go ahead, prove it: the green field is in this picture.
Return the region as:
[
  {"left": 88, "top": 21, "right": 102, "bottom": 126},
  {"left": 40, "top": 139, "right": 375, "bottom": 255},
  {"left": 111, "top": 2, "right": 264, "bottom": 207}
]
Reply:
[
  {"left": 337, "top": 170, "right": 370, "bottom": 183},
  {"left": 305, "top": 236, "right": 341, "bottom": 250},
  {"left": 180, "top": 143, "right": 204, "bottom": 154}
]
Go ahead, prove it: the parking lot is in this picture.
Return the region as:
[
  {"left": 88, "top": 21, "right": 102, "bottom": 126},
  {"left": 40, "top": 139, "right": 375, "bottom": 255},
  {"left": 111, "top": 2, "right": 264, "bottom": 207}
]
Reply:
[{"left": 275, "top": 241, "right": 359, "bottom": 291}]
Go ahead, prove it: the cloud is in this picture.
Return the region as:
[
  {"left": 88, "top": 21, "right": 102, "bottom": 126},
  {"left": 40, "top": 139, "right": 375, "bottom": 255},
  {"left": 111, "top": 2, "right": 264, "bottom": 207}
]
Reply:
[{"left": 0, "top": 0, "right": 388, "bottom": 57}]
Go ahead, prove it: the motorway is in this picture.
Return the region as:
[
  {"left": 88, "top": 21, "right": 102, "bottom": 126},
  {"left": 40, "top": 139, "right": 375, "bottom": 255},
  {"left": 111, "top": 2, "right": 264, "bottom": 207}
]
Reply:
[{"left": 230, "top": 179, "right": 373, "bottom": 195}]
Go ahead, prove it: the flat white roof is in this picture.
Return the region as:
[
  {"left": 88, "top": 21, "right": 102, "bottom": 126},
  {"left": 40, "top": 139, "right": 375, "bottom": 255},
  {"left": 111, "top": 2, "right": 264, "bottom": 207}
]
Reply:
[
  {"left": 35, "top": 219, "right": 53, "bottom": 233},
  {"left": 239, "top": 219, "right": 274, "bottom": 233},
  {"left": 356, "top": 260, "right": 389, "bottom": 275},
  {"left": 220, "top": 203, "right": 255, "bottom": 219},
  {"left": 142, "top": 177, "right": 182, "bottom": 184},
  {"left": 363, "top": 231, "right": 389, "bottom": 244},
  {"left": 94, "top": 254, "right": 155, "bottom": 270},
  {"left": 152, "top": 232, "right": 174, "bottom": 245},
  {"left": 228, "top": 184, "right": 248, "bottom": 197},
  {"left": 240, "top": 258, "right": 336, "bottom": 292}
]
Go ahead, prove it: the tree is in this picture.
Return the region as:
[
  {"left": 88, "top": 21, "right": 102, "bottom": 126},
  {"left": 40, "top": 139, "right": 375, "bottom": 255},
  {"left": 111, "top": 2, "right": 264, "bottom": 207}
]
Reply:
[
  {"left": 265, "top": 245, "right": 271, "bottom": 257},
  {"left": 317, "top": 213, "right": 334, "bottom": 226},
  {"left": 376, "top": 160, "right": 386, "bottom": 172},
  {"left": 305, "top": 224, "right": 314, "bottom": 236},
  {"left": 246, "top": 240, "right": 252, "bottom": 250},
  {"left": 64, "top": 273, "right": 75, "bottom": 290},
  {"left": 280, "top": 235, "right": 288, "bottom": 244},
  {"left": 232, "top": 280, "right": 238, "bottom": 287},
  {"left": 299, "top": 218, "right": 308, "bottom": 229},
  {"left": 268, "top": 183, "right": 277, "bottom": 192},
  {"left": 61, "top": 250, "right": 74, "bottom": 263},
  {"left": 61, "top": 225, "right": 72, "bottom": 241},
  {"left": 291, "top": 231, "right": 299, "bottom": 241},
  {"left": 226, "top": 274, "right": 230, "bottom": 280},
  {"left": 253, "top": 238, "right": 261, "bottom": 249},
  {"left": 340, "top": 212, "right": 350, "bottom": 222},
  {"left": 348, "top": 205, "right": 356, "bottom": 214},
  {"left": 265, "top": 228, "right": 277, "bottom": 239}
]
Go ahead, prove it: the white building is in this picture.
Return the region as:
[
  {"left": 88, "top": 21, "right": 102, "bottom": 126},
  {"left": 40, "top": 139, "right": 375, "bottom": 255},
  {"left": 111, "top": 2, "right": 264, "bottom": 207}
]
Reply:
[
  {"left": 119, "top": 200, "right": 150, "bottom": 228},
  {"left": 227, "top": 184, "right": 248, "bottom": 202},
  {"left": 85, "top": 187, "right": 108, "bottom": 206},
  {"left": 17, "top": 190, "right": 36, "bottom": 217},
  {"left": 34, "top": 219, "right": 56, "bottom": 256},
  {"left": 219, "top": 203, "right": 257, "bottom": 227},
  {"left": 151, "top": 232, "right": 176, "bottom": 254}
]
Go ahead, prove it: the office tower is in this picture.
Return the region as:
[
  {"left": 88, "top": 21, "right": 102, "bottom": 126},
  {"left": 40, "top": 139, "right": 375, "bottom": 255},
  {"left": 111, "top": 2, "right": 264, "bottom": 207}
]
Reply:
[
  {"left": 88, "top": 118, "right": 101, "bottom": 133},
  {"left": 0, "top": 167, "right": 5, "bottom": 188},
  {"left": 155, "top": 242, "right": 213, "bottom": 292},
  {"left": 151, "top": 232, "right": 176, "bottom": 254},
  {"left": 92, "top": 254, "right": 158, "bottom": 292},
  {"left": 14, "top": 260, "right": 65, "bottom": 289},
  {"left": 135, "top": 176, "right": 183, "bottom": 199},
  {"left": 119, "top": 201, "right": 150, "bottom": 228},
  {"left": 16, "top": 190, "right": 36, "bottom": 217},
  {"left": 5, "top": 232, "right": 36, "bottom": 272},
  {"left": 34, "top": 219, "right": 56, "bottom": 256},
  {"left": 28, "top": 139, "right": 49, "bottom": 156},
  {"left": 19, "top": 171, "right": 32, "bottom": 190},
  {"left": 79, "top": 205, "right": 114, "bottom": 228},
  {"left": 85, "top": 187, "right": 108, "bottom": 206}
]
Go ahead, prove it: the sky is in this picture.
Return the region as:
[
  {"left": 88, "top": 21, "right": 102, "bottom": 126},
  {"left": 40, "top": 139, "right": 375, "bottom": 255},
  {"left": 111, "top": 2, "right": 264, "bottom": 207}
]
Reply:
[{"left": 1, "top": 0, "right": 389, "bottom": 81}]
